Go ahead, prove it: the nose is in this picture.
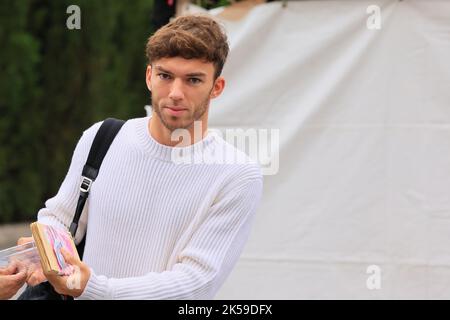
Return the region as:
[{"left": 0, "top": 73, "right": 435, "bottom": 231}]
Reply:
[{"left": 168, "top": 78, "right": 185, "bottom": 102}]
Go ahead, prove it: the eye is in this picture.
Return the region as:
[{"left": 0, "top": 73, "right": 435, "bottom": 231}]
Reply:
[
  {"left": 188, "top": 78, "right": 202, "bottom": 85},
  {"left": 158, "top": 73, "right": 171, "bottom": 80}
]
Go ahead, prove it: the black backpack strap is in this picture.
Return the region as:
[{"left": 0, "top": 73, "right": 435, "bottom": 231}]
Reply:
[
  {"left": 69, "top": 118, "right": 125, "bottom": 239},
  {"left": 18, "top": 118, "right": 125, "bottom": 301}
]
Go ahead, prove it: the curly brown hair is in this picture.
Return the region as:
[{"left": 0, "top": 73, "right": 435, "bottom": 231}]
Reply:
[{"left": 146, "top": 14, "right": 229, "bottom": 79}]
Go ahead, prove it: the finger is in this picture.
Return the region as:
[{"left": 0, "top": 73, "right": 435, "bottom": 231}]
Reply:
[
  {"left": 17, "top": 236, "right": 33, "bottom": 246},
  {"left": 0, "top": 261, "right": 18, "bottom": 275},
  {"left": 28, "top": 268, "right": 47, "bottom": 286},
  {"left": 10, "top": 267, "right": 27, "bottom": 283},
  {"left": 0, "top": 266, "right": 12, "bottom": 275},
  {"left": 35, "top": 267, "right": 46, "bottom": 281},
  {"left": 7, "top": 259, "right": 22, "bottom": 273},
  {"left": 28, "top": 275, "right": 45, "bottom": 286},
  {"left": 45, "top": 273, "right": 66, "bottom": 294},
  {"left": 61, "top": 248, "right": 78, "bottom": 265},
  {"left": 0, "top": 272, "right": 27, "bottom": 295},
  {"left": 43, "top": 272, "right": 59, "bottom": 288},
  {"left": 0, "top": 288, "right": 16, "bottom": 300}
]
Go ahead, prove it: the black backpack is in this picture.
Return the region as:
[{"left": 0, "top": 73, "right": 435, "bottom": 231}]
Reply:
[{"left": 18, "top": 118, "right": 125, "bottom": 300}]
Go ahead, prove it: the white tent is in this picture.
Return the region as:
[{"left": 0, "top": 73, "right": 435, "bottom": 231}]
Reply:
[{"left": 202, "top": 0, "right": 450, "bottom": 299}]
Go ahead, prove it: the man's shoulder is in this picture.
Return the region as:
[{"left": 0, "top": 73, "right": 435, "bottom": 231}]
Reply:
[
  {"left": 82, "top": 120, "right": 103, "bottom": 136},
  {"left": 81, "top": 117, "right": 145, "bottom": 138}
]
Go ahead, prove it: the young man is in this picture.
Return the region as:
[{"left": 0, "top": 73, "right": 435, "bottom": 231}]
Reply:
[{"left": 19, "top": 14, "right": 263, "bottom": 299}]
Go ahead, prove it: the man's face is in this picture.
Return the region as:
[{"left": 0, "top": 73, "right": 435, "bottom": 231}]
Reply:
[{"left": 146, "top": 57, "right": 225, "bottom": 132}]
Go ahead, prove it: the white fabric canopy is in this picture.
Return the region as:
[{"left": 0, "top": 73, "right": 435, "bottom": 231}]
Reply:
[{"left": 207, "top": 0, "right": 450, "bottom": 299}]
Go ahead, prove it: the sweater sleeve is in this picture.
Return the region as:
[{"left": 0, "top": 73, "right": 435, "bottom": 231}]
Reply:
[
  {"left": 37, "top": 122, "right": 102, "bottom": 244},
  {"left": 78, "top": 174, "right": 263, "bottom": 300}
]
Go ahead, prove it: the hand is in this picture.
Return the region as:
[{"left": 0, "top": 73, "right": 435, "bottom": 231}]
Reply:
[
  {"left": 0, "top": 260, "right": 27, "bottom": 300},
  {"left": 17, "top": 236, "right": 46, "bottom": 286},
  {"left": 44, "top": 248, "right": 90, "bottom": 298}
]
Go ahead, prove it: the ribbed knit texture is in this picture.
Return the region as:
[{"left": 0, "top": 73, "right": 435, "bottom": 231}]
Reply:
[{"left": 37, "top": 116, "right": 263, "bottom": 300}]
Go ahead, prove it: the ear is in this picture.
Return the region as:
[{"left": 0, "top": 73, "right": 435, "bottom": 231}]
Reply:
[
  {"left": 146, "top": 65, "right": 152, "bottom": 92},
  {"left": 210, "top": 76, "right": 225, "bottom": 99}
]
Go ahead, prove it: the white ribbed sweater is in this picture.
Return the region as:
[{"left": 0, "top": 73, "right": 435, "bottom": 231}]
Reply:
[{"left": 37, "top": 116, "right": 263, "bottom": 300}]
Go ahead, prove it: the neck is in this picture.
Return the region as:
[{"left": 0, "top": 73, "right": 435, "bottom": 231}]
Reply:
[{"left": 149, "top": 112, "right": 209, "bottom": 147}]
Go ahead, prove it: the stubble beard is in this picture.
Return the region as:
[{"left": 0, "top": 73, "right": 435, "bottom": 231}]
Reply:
[{"left": 152, "top": 92, "right": 211, "bottom": 132}]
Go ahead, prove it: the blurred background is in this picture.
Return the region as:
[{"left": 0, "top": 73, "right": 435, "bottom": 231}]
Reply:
[
  {"left": 0, "top": 0, "right": 236, "bottom": 225},
  {"left": 1, "top": 0, "right": 450, "bottom": 299}
]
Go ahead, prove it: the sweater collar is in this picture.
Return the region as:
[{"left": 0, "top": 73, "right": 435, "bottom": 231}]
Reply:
[{"left": 136, "top": 116, "right": 218, "bottom": 163}]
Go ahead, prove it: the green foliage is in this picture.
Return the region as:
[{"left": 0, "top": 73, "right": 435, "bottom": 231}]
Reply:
[
  {"left": 194, "top": 0, "right": 232, "bottom": 10},
  {"left": 0, "top": 0, "right": 154, "bottom": 223}
]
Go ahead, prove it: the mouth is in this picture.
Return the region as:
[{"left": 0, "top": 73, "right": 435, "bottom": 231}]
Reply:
[{"left": 164, "top": 106, "right": 188, "bottom": 117}]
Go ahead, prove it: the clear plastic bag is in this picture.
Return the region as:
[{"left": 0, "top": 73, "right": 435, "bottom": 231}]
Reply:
[{"left": 0, "top": 241, "right": 40, "bottom": 269}]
